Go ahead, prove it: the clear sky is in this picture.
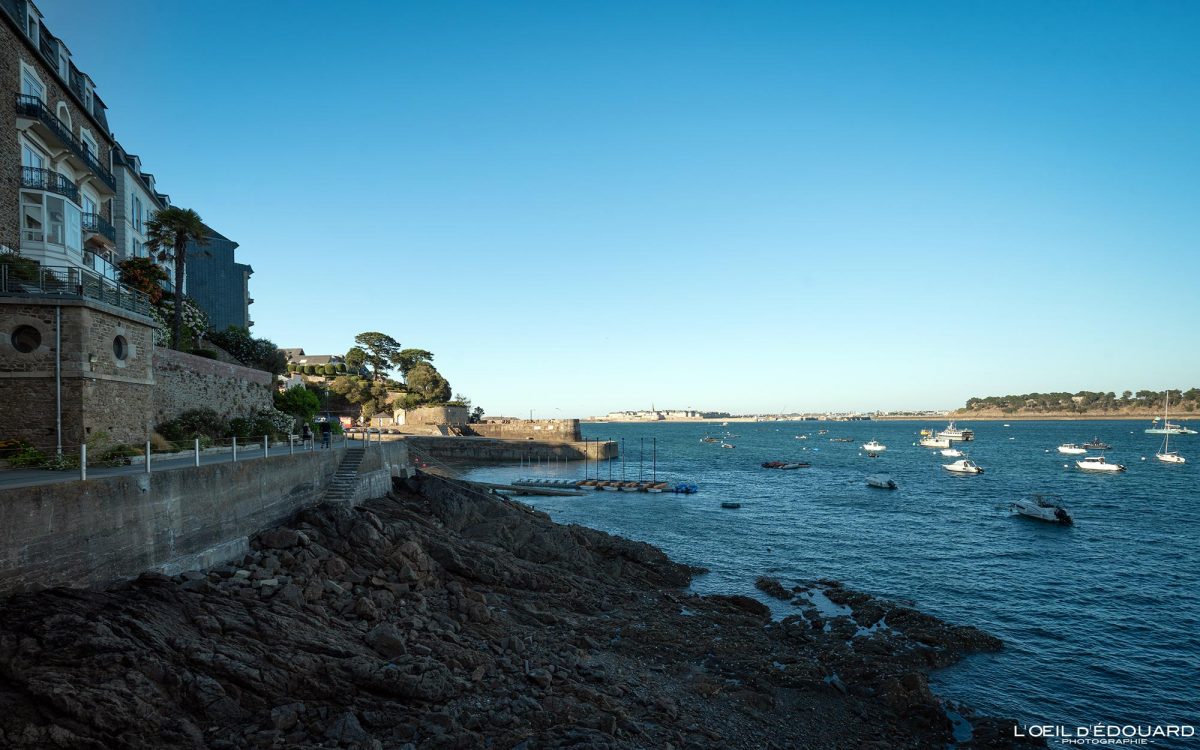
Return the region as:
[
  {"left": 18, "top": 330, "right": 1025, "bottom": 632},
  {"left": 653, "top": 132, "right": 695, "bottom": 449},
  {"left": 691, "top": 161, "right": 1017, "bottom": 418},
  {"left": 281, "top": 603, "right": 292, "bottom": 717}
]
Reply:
[{"left": 44, "top": 0, "right": 1200, "bottom": 416}]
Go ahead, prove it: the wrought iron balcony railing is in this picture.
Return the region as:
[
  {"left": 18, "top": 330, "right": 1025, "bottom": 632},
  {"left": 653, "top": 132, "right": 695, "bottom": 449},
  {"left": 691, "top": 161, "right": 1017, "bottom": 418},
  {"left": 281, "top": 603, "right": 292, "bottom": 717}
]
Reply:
[
  {"left": 82, "top": 212, "right": 116, "bottom": 243},
  {"left": 14, "top": 94, "right": 115, "bottom": 190},
  {"left": 19, "top": 165, "right": 79, "bottom": 201},
  {"left": 0, "top": 262, "right": 151, "bottom": 317}
]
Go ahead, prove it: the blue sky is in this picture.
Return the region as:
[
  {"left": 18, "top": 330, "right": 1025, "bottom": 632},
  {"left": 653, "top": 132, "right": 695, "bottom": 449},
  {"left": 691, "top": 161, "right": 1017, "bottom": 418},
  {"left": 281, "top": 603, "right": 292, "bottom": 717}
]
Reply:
[{"left": 46, "top": 1, "right": 1200, "bottom": 416}]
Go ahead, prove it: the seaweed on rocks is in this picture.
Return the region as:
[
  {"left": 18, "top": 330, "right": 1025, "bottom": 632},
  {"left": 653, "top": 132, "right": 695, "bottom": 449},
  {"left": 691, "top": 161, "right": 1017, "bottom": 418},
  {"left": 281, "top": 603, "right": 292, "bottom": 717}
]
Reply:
[{"left": 0, "top": 473, "right": 1041, "bottom": 749}]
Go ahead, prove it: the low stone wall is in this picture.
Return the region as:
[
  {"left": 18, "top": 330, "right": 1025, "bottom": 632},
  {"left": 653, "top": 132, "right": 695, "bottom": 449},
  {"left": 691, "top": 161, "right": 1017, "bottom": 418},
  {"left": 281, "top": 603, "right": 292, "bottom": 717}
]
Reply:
[
  {"left": 0, "top": 440, "right": 412, "bottom": 595},
  {"left": 404, "top": 435, "right": 615, "bottom": 463},
  {"left": 153, "top": 347, "right": 274, "bottom": 426},
  {"left": 467, "top": 418, "right": 581, "bottom": 441}
]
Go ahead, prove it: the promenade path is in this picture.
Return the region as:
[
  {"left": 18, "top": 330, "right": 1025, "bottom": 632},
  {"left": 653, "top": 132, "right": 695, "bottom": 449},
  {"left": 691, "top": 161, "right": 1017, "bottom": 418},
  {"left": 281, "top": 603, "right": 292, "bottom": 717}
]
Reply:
[{"left": 0, "top": 438, "right": 371, "bottom": 491}]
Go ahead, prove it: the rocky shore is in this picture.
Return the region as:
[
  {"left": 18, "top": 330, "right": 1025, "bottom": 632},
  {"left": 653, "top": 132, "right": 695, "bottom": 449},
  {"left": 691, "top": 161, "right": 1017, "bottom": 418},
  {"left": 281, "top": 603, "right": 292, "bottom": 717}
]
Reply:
[{"left": 0, "top": 474, "right": 1042, "bottom": 749}]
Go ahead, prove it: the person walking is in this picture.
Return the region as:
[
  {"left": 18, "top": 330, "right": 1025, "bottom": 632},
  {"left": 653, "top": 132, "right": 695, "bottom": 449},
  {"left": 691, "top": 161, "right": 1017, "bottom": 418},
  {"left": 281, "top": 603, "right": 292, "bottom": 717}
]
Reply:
[
  {"left": 320, "top": 420, "right": 332, "bottom": 449},
  {"left": 301, "top": 423, "right": 313, "bottom": 450}
]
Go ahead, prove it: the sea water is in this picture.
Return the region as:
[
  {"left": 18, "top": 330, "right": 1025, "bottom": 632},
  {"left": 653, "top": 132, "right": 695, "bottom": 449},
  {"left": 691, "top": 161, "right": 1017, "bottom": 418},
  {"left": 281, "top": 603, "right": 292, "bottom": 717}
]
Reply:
[{"left": 461, "top": 420, "right": 1199, "bottom": 748}]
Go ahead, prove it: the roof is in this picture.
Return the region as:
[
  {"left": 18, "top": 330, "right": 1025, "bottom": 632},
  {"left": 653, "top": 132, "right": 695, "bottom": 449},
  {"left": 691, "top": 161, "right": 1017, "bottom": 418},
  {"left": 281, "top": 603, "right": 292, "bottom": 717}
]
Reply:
[
  {"left": 281, "top": 348, "right": 305, "bottom": 360},
  {"left": 294, "top": 354, "right": 342, "bottom": 365}
]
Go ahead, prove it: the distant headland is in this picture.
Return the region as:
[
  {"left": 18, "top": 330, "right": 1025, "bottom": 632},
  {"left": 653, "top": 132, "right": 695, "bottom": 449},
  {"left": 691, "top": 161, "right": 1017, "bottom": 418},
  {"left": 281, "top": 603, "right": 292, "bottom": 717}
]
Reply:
[{"left": 950, "top": 389, "right": 1199, "bottom": 420}]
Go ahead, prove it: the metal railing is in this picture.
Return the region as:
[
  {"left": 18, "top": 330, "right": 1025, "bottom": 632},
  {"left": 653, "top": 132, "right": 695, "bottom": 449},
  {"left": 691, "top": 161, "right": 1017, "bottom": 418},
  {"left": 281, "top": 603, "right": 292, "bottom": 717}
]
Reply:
[
  {"left": 0, "top": 262, "right": 152, "bottom": 316},
  {"left": 14, "top": 94, "right": 115, "bottom": 190},
  {"left": 19, "top": 165, "right": 78, "bottom": 201},
  {"left": 82, "top": 250, "right": 120, "bottom": 281},
  {"left": 82, "top": 212, "right": 116, "bottom": 243}
]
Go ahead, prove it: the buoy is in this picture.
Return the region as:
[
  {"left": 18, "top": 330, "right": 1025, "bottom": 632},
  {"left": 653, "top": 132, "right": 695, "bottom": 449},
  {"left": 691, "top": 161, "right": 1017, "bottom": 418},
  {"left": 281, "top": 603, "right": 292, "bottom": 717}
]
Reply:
[{"left": 1063, "top": 464, "right": 1069, "bottom": 468}]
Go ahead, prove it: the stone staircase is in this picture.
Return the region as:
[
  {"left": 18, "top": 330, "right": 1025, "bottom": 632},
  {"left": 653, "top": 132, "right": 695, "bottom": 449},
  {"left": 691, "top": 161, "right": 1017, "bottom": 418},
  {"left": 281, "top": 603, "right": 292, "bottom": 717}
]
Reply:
[{"left": 324, "top": 448, "right": 365, "bottom": 502}]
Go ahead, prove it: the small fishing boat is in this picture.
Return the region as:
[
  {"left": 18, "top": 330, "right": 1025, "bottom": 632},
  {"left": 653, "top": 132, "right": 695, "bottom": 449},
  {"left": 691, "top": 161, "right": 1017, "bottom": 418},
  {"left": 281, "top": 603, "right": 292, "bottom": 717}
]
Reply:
[
  {"left": 1075, "top": 456, "right": 1125, "bottom": 473},
  {"left": 861, "top": 440, "right": 887, "bottom": 452},
  {"left": 1057, "top": 443, "right": 1087, "bottom": 455},
  {"left": 720, "top": 502, "right": 741, "bottom": 509},
  {"left": 701, "top": 436, "right": 719, "bottom": 443},
  {"left": 1082, "top": 438, "right": 1111, "bottom": 450},
  {"left": 795, "top": 435, "right": 808, "bottom": 440},
  {"left": 940, "top": 447, "right": 963, "bottom": 457},
  {"left": 943, "top": 459, "right": 984, "bottom": 474},
  {"left": 937, "top": 422, "right": 975, "bottom": 442},
  {"left": 866, "top": 475, "right": 897, "bottom": 490},
  {"left": 919, "top": 435, "right": 951, "bottom": 448},
  {"left": 818, "top": 429, "right": 829, "bottom": 435},
  {"left": 830, "top": 437, "right": 854, "bottom": 443},
  {"left": 720, "top": 443, "right": 735, "bottom": 449},
  {"left": 1010, "top": 495, "right": 1073, "bottom": 525}
]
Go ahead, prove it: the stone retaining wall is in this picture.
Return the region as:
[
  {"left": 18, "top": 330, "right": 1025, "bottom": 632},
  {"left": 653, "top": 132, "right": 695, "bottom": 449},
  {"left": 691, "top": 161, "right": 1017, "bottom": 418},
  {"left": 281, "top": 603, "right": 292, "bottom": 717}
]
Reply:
[{"left": 152, "top": 347, "right": 274, "bottom": 427}]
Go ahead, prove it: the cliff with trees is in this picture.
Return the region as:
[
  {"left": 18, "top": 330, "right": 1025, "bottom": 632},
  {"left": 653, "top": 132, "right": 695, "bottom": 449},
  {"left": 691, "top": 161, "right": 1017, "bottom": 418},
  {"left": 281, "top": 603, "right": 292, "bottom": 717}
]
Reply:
[{"left": 954, "top": 389, "right": 1200, "bottom": 417}]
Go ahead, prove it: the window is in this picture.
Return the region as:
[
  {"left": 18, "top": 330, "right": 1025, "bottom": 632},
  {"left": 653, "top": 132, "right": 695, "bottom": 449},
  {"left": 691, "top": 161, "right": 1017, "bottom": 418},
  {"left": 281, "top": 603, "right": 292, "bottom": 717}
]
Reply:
[
  {"left": 112, "top": 336, "right": 128, "bottom": 361},
  {"left": 21, "top": 142, "right": 46, "bottom": 171},
  {"left": 21, "top": 68, "right": 44, "bottom": 101},
  {"left": 131, "top": 194, "right": 143, "bottom": 232},
  {"left": 11, "top": 326, "right": 42, "bottom": 354},
  {"left": 26, "top": 16, "right": 37, "bottom": 44},
  {"left": 56, "top": 103, "right": 71, "bottom": 130},
  {"left": 82, "top": 195, "right": 97, "bottom": 216},
  {"left": 80, "top": 131, "right": 97, "bottom": 161},
  {"left": 20, "top": 191, "right": 44, "bottom": 242}
]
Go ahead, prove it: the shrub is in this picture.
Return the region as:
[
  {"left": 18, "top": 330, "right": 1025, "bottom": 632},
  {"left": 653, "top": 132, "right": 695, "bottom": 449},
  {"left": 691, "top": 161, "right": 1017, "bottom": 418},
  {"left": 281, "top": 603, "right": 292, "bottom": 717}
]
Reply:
[
  {"left": 157, "top": 408, "right": 228, "bottom": 442},
  {"left": 206, "top": 327, "right": 287, "bottom": 376},
  {"left": 275, "top": 385, "right": 320, "bottom": 423},
  {"left": 7, "top": 444, "right": 47, "bottom": 468},
  {"left": 323, "top": 364, "right": 336, "bottom": 376},
  {"left": 335, "top": 363, "right": 347, "bottom": 373},
  {"left": 304, "top": 365, "right": 316, "bottom": 375}
]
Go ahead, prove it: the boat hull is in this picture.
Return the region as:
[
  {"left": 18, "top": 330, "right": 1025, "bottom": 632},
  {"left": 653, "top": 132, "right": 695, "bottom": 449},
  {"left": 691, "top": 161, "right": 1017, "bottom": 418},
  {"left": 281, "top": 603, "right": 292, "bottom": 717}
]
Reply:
[{"left": 1155, "top": 453, "right": 1186, "bottom": 464}]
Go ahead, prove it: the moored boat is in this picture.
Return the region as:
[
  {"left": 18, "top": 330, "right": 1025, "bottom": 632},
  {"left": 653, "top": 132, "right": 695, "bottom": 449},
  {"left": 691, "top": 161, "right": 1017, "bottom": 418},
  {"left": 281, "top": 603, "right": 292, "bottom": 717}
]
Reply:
[
  {"left": 720, "top": 501, "right": 741, "bottom": 509},
  {"left": 937, "top": 421, "right": 975, "bottom": 442},
  {"left": 720, "top": 443, "right": 735, "bottom": 449},
  {"left": 861, "top": 440, "right": 887, "bottom": 452},
  {"left": 1082, "top": 438, "right": 1111, "bottom": 450},
  {"left": 866, "top": 474, "right": 897, "bottom": 489},
  {"left": 919, "top": 435, "right": 951, "bottom": 448},
  {"left": 943, "top": 459, "right": 984, "bottom": 474},
  {"left": 1152, "top": 396, "right": 1189, "bottom": 463},
  {"left": 940, "top": 447, "right": 963, "bottom": 457},
  {"left": 1057, "top": 443, "right": 1087, "bottom": 455},
  {"left": 1010, "top": 495, "right": 1073, "bottom": 525},
  {"left": 1075, "top": 456, "right": 1125, "bottom": 473}
]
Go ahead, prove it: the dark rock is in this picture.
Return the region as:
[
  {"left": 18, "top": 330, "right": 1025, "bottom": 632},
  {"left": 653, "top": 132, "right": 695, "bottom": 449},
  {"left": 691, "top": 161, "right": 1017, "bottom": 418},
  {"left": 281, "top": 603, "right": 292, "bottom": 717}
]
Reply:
[{"left": 325, "top": 711, "right": 368, "bottom": 744}]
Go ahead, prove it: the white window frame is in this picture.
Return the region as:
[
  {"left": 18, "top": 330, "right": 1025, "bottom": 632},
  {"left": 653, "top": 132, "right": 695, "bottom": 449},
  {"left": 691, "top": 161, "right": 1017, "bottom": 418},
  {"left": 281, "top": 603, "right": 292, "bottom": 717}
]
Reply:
[
  {"left": 55, "top": 102, "right": 72, "bottom": 130},
  {"left": 19, "top": 61, "right": 45, "bottom": 102},
  {"left": 80, "top": 128, "right": 97, "bottom": 160}
]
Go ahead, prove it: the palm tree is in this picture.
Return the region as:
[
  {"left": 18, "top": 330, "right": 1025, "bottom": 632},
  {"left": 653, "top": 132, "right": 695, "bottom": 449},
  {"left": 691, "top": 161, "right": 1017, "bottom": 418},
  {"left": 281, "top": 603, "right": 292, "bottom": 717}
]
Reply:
[{"left": 144, "top": 207, "right": 207, "bottom": 349}]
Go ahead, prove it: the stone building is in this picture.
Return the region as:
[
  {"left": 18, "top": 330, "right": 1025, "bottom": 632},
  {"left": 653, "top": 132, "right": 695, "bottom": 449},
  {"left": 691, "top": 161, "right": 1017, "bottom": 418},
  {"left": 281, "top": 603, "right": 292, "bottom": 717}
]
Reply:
[
  {"left": 2, "top": 0, "right": 117, "bottom": 273},
  {"left": 0, "top": 278, "right": 156, "bottom": 452},
  {"left": 185, "top": 224, "right": 252, "bottom": 331}
]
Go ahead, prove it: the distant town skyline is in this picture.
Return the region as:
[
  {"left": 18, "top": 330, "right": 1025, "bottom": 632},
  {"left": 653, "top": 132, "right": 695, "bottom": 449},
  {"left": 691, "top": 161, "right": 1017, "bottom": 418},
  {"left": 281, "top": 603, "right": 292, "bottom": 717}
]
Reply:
[{"left": 42, "top": 0, "right": 1200, "bottom": 416}]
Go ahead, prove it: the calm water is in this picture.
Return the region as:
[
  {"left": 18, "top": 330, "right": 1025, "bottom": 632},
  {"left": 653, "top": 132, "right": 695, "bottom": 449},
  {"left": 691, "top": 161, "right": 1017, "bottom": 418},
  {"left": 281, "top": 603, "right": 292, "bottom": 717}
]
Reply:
[{"left": 462, "top": 420, "right": 1199, "bottom": 746}]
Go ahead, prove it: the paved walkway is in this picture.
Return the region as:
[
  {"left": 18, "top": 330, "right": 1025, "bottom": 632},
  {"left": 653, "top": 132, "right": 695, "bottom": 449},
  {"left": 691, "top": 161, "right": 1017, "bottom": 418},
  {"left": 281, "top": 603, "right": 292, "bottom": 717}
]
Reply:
[{"left": 0, "top": 439, "right": 370, "bottom": 491}]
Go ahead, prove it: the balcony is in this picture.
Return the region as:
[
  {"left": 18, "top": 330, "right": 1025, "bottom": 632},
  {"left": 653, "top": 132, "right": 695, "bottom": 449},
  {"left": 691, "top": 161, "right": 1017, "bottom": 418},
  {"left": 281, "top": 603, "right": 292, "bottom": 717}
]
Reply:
[
  {"left": 19, "top": 165, "right": 79, "bottom": 201},
  {"left": 82, "top": 212, "right": 116, "bottom": 244},
  {"left": 0, "top": 262, "right": 152, "bottom": 317},
  {"left": 14, "top": 94, "right": 115, "bottom": 191}
]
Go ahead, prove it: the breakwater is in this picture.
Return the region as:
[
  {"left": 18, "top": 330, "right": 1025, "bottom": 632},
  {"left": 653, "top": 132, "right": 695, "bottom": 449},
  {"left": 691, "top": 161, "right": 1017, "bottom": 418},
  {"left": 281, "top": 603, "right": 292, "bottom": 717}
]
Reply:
[{"left": 403, "top": 435, "right": 616, "bottom": 463}]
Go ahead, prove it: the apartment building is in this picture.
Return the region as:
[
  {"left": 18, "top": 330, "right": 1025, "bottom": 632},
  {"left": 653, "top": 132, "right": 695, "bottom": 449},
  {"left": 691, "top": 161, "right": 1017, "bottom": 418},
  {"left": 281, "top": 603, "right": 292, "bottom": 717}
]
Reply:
[
  {"left": 185, "top": 225, "right": 253, "bottom": 330},
  {"left": 112, "top": 143, "right": 173, "bottom": 284},
  {"left": 1, "top": 0, "right": 119, "bottom": 271}
]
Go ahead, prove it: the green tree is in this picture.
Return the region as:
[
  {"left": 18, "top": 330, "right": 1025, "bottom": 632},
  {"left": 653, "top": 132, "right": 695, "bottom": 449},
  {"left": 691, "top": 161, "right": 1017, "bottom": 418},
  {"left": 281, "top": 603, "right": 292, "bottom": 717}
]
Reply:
[
  {"left": 470, "top": 406, "right": 484, "bottom": 423},
  {"left": 323, "top": 363, "right": 336, "bottom": 376},
  {"left": 329, "top": 375, "right": 392, "bottom": 419},
  {"left": 304, "top": 365, "right": 316, "bottom": 375},
  {"left": 405, "top": 362, "right": 452, "bottom": 405},
  {"left": 206, "top": 326, "right": 287, "bottom": 376},
  {"left": 394, "top": 348, "right": 434, "bottom": 377},
  {"left": 353, "top": 332, "right": 402, "bottom": 380},
  {"left": 274, "top": 385, "right": 320, "bottom": 424},
  {"left": 144, "top": 207, "right": 208, "bottom": 349},
  {"left": 345, "top": 346, "right": 366, "bottom": 371}
]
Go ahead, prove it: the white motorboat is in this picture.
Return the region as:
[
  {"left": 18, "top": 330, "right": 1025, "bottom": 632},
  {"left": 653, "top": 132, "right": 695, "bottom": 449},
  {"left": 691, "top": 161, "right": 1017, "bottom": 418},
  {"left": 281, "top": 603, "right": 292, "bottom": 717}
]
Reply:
[
  {"left": 866, "top": 475, "right": 897, "bottom": 490},
  {"left": 861, "top": 440, "right": 887, "bottom": 452},
  {"left": 1057, "top": 443, "right": 1087, "bottom": 455},
  {"left": 937, "top": 421, "right": 975, "bottom": 442},
  {"left": 720, "top": 443, "right": 735, "bottom": 449},
  {"left": 1145, "top": 398, "right": 1197, "bottom": 435},
  {"left": 1075, "top": 456, "right": 1125, "bottom": 473},
  {"left": 942, "top": 459, "right": 983, "bottom": 474},
  {"left": 940, "top": 448, "right": 963, "bottom": 457},
  {"left": 919, "top": 435, "right": 951, "bottom": 449},
  {"left": 1010, "top": 495, "right": 1073, "bottom": 525}
]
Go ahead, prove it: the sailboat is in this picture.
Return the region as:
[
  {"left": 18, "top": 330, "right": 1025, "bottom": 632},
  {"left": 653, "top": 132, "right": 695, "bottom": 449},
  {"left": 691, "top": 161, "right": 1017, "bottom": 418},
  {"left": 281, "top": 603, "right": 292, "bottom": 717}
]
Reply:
[{"left": 1155, "top": 396, "right": 1187, "bottom": 464}]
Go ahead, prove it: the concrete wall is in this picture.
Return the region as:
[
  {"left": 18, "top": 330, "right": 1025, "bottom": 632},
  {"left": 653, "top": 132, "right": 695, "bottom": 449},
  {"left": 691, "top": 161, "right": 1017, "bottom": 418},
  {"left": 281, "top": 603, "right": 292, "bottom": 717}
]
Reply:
[
  {"left": 0, "top": 440, "right": 413, "bottom": 595},
  {"left": 468, "top": 418, "right": 581, "bottom": 441},
  {"left": 152, "top": 346, "right": 273, "bottom": 427}
]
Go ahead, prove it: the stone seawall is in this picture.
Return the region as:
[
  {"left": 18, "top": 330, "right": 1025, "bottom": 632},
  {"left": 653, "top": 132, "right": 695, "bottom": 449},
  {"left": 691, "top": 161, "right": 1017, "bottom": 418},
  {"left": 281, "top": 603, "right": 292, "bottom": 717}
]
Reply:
[
  {"left": 152, "top": 347, "right": 274, "bottom": 426},
  {"left": 0, "top": 441, "right": 412, "bottom": 596},
  {"left": 467, "top": 418, "right": 582, "bottom": 441},
  {"left": 403, "top": 435, "right": 615, "bottom": 463}
]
